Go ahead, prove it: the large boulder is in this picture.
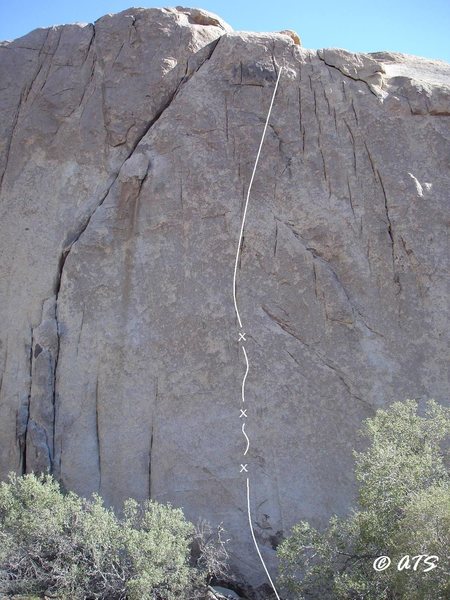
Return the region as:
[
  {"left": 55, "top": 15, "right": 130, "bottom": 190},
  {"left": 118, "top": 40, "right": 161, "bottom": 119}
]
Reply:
[{"left": 0, "top": 7, "right": 449, "bottom": 588}]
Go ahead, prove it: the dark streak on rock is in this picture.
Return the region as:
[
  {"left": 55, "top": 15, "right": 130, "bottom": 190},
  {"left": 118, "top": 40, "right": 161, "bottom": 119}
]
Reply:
[
  {"left": 95, "top": 375, "right": 101, "bottom": 490},
  {"left": 21, "top": 327, "right": 34, "bottom": 474}
]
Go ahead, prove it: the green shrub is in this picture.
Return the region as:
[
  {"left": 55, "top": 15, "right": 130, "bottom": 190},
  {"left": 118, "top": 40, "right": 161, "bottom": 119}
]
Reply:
[
  {"left": 277, "top": 399, "right": 450, "bottom": 599},
  {"left": 0, "top": 473, "right": 228, "bottom": 599}
]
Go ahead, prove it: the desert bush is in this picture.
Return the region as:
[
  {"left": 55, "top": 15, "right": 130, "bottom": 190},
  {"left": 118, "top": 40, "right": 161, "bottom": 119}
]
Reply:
[
  {"left": 0, "top": 472, "right": 227, "bottom": 599},
  {"left": 192, "top": 520, "right": 231, "bottom": 583},
  {"left": 278, "top": 399, "right": 450, "bottom": 600}
]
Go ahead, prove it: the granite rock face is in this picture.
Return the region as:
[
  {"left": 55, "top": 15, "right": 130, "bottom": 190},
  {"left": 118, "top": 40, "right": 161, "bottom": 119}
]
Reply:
[{"left": 0, "top": 7, "right": 449, "bottom": 588}]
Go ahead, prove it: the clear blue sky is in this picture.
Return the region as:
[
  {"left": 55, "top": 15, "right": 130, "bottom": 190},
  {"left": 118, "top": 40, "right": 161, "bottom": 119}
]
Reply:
[{"left": 0, "top": 0, "right": 449, "bottom": 62}]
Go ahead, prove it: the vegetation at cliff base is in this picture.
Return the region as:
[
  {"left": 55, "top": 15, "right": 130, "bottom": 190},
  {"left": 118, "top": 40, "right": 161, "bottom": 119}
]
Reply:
[
  {"left": 0, "top": 473, "right": 229, "bottom": 599},
  {"left": 277, "top": 399, "right": 450, "bottom": 600}
]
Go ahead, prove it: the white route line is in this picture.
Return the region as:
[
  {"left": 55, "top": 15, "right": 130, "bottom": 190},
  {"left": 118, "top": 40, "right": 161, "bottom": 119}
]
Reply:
[
  {"left": 232, "top": 66, "right": 283, "bottom": 330},
  {"left": 241, "top": 346, "right": 249, "bottom": 403},
  {"left": 242, "top": 423, "right": 250, "bottom": 456},
  {"left": 232, "top": 66, "right": 283, "bottom": 600},
  {"left": 247, "top": 477, "right": 282, "bottom": 600}
]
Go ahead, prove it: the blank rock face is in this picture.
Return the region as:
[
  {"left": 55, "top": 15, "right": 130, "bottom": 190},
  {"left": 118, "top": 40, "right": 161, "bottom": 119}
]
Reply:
[{"left": 0, "top": 7, "right": 449, "bottom": 588}]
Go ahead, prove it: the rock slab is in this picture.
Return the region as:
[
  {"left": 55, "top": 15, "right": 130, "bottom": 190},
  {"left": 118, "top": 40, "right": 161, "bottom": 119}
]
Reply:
[{"left": 0, "top": 7, "right": 449, "bottom": 588}]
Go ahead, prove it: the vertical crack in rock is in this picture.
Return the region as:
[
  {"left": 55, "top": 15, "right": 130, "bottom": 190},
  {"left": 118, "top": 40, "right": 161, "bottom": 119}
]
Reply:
[
  {"left": 22, "top": 29, "right": 51, "bottom": 103},
  {"left": 0, "top": 102, "right": 21, "bottom": 194},
  {"left": 148, "top": 426, "right": 154, "bottom": 499},
  {"left": 347, "top": 176, "right": 356, "bottom": 217},
  {"left": 23, "top": 298, "right": 59, "bottom": 474},
  {"left": 361, "top": 138, "right": 400, "bottom": 290},
  {"left": 298, "top": 86, "right": 303, "bottom": 136},
  {"left": 313, "top": 87, "right": 321, "bottom": 133},
  {"left": 74, "top": 24, "right": 96, "bottom": 115},
  {"left": 31, "top": 29, "right": 63, "bottom": 104},
  {"left": 19, "top": 327, "right": 34, "bottom": 474},
  {"left": 377, "top": 169, "right": 400, "bottom": 292},
  {"left": 51, "top": 301, "right": 59, "bottom": 465},
  {"left": 95, "top": 375, "right": 101, "bottom": 490},
  {"left": 351, "top": 98, "right": 359, "bottom": 125},
  {"left": 84, "top": 22, "right": 96, "bottom": 60},
  {"left": 308, "top": 70, "right": 332, "bottom": 196},
  {"left": 363, "top": 140, "right": 378, "bottom": 179},
  {"left": 148, "top": 377, "right": 158, "bottom": 499},
  {"left": 319, "top": 144, "right": 330, "bottom": 194},
  {"left": 312, "top": 262, "right": 319, "bottom": 298},
  {"left": 273, "top": 222, "right": 278, "bottom": 257},
  {"left": 343, "top": 119, "right": 357, "bottom": 173}
]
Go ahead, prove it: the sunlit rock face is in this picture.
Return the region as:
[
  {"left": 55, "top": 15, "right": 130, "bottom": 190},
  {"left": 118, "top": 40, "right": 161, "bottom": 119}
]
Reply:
[{"left": 0, "top": 7, "right": 449, "bottom": 589}]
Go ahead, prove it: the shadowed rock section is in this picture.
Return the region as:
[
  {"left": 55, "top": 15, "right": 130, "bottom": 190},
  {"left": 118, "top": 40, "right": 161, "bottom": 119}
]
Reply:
[{"left": 0, "top": 7, "right": 449, "bottom": 589}]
